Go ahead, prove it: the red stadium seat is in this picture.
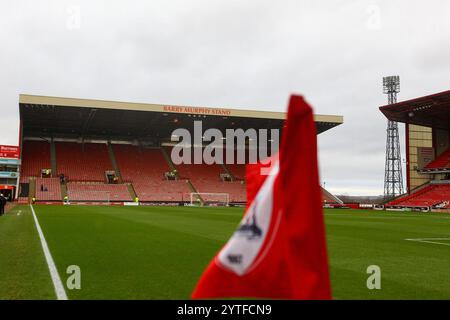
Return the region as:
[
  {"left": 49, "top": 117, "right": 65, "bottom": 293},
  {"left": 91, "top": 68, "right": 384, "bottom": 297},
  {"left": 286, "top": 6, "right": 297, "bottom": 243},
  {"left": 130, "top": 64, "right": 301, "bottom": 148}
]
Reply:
[
  {"left": 20, "top": 141, "right": 51, "bottom": 182},
  {"left": 321, "top": 187, "right": 342, "bottom": 205},
  {"left": 67, "top": 182, "right": 132, "bottom": 202},
  {"left": 225, "top": 163, "right": 246, "bottom": 181},
  {"left": 20, "top": 141, "right": 342, "bottom": 205},
  {"left": 113, "top": 144, "right": 191, "bottom": 202},
  {"left": 56, "top": 142, "right": 113, "bottom": 182},
  {"left": 388, "top": 184, "right": 450, "bottom": 207},
  {"left": 169, "top": 147, "right": 247, "bottom": 203},
  {"left": 425, "top": 148, "right": 450, "bottom": 170},
  {"left": 224, "top": 148, "right": 251, "bottom": 180},
  {"left": 35, "top": 178, "right": 61, "bottom": 201}
]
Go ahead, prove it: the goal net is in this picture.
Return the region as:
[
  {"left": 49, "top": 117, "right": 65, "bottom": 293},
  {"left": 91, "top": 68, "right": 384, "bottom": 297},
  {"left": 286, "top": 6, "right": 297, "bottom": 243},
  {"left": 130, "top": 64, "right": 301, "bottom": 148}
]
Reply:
[{"left": 190, "top": 193, "right": 230, "bottom": 207}]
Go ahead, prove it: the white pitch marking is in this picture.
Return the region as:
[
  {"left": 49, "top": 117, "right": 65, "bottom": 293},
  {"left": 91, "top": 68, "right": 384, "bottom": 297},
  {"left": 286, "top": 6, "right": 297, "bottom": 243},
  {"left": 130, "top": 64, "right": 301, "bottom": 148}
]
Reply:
[
  {"left": 30, "top": 205, "right": 68, "bottom": 300},
  {"left": 405, "top": 238, "right": 450, "bottom": 247}
]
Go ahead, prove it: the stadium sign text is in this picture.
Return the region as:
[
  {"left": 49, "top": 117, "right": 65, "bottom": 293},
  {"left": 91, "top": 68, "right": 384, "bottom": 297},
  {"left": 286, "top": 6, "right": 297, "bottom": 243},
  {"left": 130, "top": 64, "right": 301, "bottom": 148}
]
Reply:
[
  {"left": 0, "top": 145, "right": 20, "bottom": 159},
  {"left": 170, "top": 121, "right": 279, "bottom": 167},
  {"left": 164, "top": 105, "right": 231, "bottom": 116}
]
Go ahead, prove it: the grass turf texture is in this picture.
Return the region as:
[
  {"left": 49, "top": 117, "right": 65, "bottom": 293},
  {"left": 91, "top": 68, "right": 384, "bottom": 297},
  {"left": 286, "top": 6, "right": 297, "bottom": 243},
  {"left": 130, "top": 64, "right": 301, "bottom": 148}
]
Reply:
[
  {"left": 0, "top": 205, "right": 449, "bottom": 299},
  {"left": 0, "top": 206, "right": 55, "bottom": 299}
]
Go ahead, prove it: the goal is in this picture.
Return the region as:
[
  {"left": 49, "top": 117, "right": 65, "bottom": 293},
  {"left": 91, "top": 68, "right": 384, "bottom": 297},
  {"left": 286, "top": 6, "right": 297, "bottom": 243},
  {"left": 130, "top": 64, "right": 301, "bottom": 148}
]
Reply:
[{"left": 189, "top": 193, "right": 230, "bottom": 207}]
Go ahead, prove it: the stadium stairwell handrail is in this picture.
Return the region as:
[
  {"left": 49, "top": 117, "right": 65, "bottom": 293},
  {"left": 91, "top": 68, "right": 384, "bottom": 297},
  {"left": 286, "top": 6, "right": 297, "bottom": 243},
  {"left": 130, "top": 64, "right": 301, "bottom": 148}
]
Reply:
[
  {"left": 382, "top": 192, "right": 410, "bottom": 206},
  {"left": 107, "top": 142, "right": 123, "bottom": 183},
  {"left": 50, "top": 139, "right": 57, "bottom": 174},
  {"left": 221, "top": 163, "right": 235, "bottom": 181},
  {"left": 60, "top": 182, "right": 68, "bottom": 201},
  {"left": 160, "top": 148, "right": 177, "bottom": 172},
  {"left": 126, "top": 183, "right": 137, "bottom": 200},
  {"left": 186, "top": 181, "right": 204, "bottom": 205},
  {"left": 29, "top": 177, "right": 36, "bottom": 204},
  {"left": 408, "top": 180, "right": 434, "bottom": 194},
  {"left": 160, "top": 147, "right": 204, "bottom": 204}
]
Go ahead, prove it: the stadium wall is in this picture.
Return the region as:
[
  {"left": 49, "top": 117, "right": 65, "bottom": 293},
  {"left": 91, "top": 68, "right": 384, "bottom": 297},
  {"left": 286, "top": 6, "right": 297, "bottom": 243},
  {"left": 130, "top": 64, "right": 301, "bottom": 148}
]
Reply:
[
  {"left": 435, "top": 128, "right": 450, "bottom": 156},
  {"left": 406, "top": 124, "right": 433, "bottom": 192}
]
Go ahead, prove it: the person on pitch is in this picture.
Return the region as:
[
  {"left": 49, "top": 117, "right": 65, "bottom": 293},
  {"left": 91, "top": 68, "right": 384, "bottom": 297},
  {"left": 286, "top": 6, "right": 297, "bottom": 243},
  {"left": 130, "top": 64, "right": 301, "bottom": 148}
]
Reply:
[{"left": 0, "top": 193, "right": 6, "bottom": 216}]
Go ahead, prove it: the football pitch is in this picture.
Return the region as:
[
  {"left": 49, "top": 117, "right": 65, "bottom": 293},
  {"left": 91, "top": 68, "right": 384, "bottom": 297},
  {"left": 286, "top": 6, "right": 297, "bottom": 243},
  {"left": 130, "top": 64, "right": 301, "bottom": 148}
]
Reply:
[{"left": 1, "top": 205, "right": 449, "bottom": 300}]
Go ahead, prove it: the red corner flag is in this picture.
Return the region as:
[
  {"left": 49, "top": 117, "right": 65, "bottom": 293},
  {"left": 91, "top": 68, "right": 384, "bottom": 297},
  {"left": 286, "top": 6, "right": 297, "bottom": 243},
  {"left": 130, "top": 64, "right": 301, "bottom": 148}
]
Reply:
[{"left": 191, "top": 95, "right": 331, "bottom": 300}]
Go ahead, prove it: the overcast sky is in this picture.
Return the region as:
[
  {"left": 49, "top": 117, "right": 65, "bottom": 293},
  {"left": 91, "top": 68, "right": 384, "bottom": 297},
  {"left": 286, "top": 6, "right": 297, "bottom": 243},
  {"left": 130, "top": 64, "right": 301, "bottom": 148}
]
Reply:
[{"left": 1, "top": 0, "right": 449, "bottom": 195}]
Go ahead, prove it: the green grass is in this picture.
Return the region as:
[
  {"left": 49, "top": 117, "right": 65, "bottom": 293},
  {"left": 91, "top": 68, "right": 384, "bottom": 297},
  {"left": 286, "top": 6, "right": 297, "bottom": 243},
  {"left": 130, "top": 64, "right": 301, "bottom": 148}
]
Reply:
[
  {"left": 0, "top": 206, "right": 55, "bottom": 299},
  {"left": 0, "top": 205, "right": 449, "bottom": 299}
]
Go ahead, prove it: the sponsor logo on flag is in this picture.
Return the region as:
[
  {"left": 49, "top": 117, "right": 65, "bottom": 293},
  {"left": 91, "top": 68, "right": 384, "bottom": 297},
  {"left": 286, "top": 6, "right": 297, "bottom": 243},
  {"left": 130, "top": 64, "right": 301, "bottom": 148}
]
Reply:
[{"left": 218, "top": 163, "right": 279, "bottom": 276}]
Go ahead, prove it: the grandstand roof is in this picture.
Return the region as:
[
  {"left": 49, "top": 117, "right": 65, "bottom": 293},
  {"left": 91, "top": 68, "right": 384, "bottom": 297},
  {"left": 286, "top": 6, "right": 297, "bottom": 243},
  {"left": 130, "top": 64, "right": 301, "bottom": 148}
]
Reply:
[
  {"left": 380, "top": 90, "right": 450, "bottom": 130},
  {"left": 19, "top": 94, "right": 343, "bottom": 141}
]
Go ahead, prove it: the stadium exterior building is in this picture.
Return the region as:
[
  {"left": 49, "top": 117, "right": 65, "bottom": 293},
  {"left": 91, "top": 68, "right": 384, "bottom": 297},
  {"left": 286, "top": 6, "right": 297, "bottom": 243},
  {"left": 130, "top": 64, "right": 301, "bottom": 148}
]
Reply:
[
  {"left": 12, "top": 94, "right": 343, "bottom": 206},
  {"left": 380, "top": 90, "right": 450, "bottom": 212},
  {"left": 0, "top": 145, "right": 21, "bottom": 200}
]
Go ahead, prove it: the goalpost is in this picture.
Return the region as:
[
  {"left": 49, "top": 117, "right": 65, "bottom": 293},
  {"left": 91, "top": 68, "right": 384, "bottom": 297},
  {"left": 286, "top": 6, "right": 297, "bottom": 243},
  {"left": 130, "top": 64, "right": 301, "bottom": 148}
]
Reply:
[
  {"left": 94, "top": 191, "right": 111, "bottom": 204},
  {"left": 189, "top": 193, "right": 230, "bottom": 207}
]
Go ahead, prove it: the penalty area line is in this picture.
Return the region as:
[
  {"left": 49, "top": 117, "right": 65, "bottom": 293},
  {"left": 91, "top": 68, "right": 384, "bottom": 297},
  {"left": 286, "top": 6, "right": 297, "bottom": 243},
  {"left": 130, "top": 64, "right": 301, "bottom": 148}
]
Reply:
[
  {"left": 405, "top": 238, "right": 450, "bottom": 247},
  {"left": 30, "top": 204, "right": 68, "bottom": 300}
]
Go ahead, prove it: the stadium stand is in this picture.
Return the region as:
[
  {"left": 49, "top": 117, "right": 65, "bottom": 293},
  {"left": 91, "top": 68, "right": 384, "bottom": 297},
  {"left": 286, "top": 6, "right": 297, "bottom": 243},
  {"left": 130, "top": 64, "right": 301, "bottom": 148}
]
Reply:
[
  {"left": 224, "top": 149, "right": 249, "bottom": 180},
  {"left": 67, "top": 182, "right": 132, "bottom": 202},
  {"left": 56, "top": 142, "right": 113, "bottom": 182},
  {"left": 113, "top": 144, "right": 191, "bottom": 202},
  {"left": 19, "top": 142, "right": 341, "bottom": 205},
  {"left": 321, "top": 187, "right": 343, "bottom": 205},
  {"left": 132, "top": 181, "right": 191, "bottom": 202},
  {"left": 388, "top": 184, "right": 450, "bottom": 208},
  {"left": 225, "top": 163, "right": 246, "bottom": 181},
  {"left": 20, "top": 140, "right": 51, "bottom": 182},
  {"left": 35, "top": 177, "right": 62, "bottom": 201},
  {"left": 171, "top": 148, "right": 247, "bottom": 203},
  {"left": 16, "top": 95, "right": 343, "bottom": 206},
  {"left": 424, "top": 148, "right": 450, "bottom": 170}
]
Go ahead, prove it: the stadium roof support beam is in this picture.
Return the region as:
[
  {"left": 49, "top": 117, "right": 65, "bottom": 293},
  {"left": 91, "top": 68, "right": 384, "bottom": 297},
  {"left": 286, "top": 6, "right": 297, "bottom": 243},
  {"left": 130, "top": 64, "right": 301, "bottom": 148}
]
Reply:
[{"left": 80, "top": 108, "right": 97, "bottom": 139}]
